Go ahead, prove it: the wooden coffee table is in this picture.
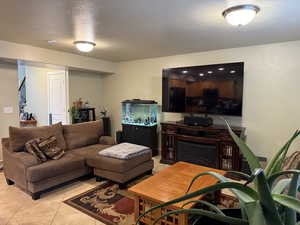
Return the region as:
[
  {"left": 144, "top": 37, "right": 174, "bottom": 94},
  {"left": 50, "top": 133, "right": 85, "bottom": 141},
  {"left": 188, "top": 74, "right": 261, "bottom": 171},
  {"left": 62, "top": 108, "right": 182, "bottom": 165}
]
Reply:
[{"left": 129, "top": 162, "right": 226, "bottom": 225}]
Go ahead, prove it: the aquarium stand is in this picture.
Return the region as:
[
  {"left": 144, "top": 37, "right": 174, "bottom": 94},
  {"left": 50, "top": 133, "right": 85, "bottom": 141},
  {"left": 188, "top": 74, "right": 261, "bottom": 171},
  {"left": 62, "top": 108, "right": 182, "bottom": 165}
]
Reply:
[{"left": 121, "top": 124, "right": 158, "bottom": 156}]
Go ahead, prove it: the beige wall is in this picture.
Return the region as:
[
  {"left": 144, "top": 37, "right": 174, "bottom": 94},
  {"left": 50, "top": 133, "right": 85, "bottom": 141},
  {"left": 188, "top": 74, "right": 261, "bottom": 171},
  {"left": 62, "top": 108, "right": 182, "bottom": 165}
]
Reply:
[
  {"left": 2, "top": 40, "right": 300, "bottom": 160},
  {"left": 102, "top": 40, "right": 300, "bottom": 159},
  {"left": 0, "top": 40, "right": 116, "bottom": 74},
  {"left": 0, "top": 63, "right": 19, "bottom": 160},
  {"left": 69, "top": 70, "right": 104, "bottom": 120},
  {"left": 23, "top": 65, "right": 65, "bottom": 126}
]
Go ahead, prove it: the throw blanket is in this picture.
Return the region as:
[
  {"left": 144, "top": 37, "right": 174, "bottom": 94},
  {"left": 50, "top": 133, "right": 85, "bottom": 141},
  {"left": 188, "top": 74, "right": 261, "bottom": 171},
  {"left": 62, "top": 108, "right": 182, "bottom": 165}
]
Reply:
[{"left": 98, "top": 143, "right": 151, "bottom": 160}]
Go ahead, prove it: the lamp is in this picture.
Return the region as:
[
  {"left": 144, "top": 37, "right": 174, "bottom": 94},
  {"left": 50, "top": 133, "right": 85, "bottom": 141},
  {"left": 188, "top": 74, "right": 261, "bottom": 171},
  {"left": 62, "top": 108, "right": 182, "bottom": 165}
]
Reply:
[
  {"left": 223, "top": 4, "right": 260, "bottom": 26},
  {"left": 74, "top": 41, "right": 96, "bottom": 52}
]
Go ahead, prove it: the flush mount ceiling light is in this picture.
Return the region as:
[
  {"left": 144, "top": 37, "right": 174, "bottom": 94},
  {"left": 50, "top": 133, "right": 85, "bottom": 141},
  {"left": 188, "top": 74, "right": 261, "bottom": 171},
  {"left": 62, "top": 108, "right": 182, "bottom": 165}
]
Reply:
[
  {"left": 74, "top": 41, "right": 96, "bottom": 52},
  {"left": 222, "top": 4, "right": 260, "bottom": 26},
  {"left": 47, "top": 40, "right": 57, "bottom": 44}
]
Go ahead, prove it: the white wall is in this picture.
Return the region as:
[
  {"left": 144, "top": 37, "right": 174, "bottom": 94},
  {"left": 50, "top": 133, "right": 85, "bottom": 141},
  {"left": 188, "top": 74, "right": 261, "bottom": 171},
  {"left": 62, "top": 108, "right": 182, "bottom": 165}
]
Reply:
[
  {"left": 69, "top": 70, "right": 104, "bottom": 120},
  {"left": 0, "top": 63, "right": 19, "bottom": 160},
  {"left": 102, "top": 40, "right": 300, "bottom": 159},
  {"left": 23, "top": 65, "right": 65, "bottom": 126}
]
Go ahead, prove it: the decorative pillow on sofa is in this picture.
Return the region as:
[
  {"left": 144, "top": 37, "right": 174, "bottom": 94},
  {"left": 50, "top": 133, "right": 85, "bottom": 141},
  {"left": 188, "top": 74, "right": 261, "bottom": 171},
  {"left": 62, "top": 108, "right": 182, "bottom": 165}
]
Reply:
[
  {"left": 38, "top": 136, "right": 65, "bottom": 160},
  {"left": 9, "top": 122, "right": 66, "bottom": 152},
  {"left": 25, "top": 138, "right": 48, "bottom": 163}
]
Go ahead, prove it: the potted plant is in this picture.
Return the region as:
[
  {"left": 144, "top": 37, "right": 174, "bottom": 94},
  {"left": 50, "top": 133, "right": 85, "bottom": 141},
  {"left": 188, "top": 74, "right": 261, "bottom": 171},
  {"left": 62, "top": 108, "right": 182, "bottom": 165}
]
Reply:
[
  {"left": 69, "top": 103, "right": 81, "bottom": 124},
  {"left": 100, "top": 107, "right": 108, "bottom": 118},
  {"left": 138, "top": 121, "right": 300, "bottom": 225}
]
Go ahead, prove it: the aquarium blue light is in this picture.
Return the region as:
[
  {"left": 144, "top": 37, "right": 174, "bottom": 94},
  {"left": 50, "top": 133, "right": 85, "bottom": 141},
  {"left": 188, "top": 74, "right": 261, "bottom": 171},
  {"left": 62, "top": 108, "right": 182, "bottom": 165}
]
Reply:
[{"left": 122, "top": 102, "right": 158, "bottom": 127}]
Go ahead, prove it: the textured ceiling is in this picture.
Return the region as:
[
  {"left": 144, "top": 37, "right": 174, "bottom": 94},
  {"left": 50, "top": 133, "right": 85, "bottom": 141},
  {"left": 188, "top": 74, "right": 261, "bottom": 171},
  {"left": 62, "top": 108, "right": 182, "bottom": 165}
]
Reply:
[{"left": 0, "top": 0, "right": 299, "bottom": 62}]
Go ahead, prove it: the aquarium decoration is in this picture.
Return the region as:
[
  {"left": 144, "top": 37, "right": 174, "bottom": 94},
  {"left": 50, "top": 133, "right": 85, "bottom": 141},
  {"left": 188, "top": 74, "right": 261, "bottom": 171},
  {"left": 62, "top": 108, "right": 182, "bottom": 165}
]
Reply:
[{"left": 122, "top": 99, "right": 158, "bottom": 127}]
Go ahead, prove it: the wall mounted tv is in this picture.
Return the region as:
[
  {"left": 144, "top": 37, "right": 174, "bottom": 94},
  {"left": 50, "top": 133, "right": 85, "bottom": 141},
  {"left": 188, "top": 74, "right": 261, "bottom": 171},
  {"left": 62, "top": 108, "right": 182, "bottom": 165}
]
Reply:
[{"left": 162, "top": 62, "right": 244, "bottom": 116}]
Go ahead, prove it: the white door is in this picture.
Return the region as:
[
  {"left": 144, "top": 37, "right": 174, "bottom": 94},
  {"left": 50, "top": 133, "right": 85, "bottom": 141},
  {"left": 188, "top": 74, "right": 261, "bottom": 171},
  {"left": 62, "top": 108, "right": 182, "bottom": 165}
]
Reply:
[{"left": 47, "top": 71, "right": 68, "bottom": 125}]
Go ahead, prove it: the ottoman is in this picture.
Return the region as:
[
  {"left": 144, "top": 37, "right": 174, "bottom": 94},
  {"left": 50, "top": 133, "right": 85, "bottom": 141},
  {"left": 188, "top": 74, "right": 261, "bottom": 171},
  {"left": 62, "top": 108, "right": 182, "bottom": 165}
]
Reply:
[{"left": 87, "top": 144, "right": 154, "bottom": 189}]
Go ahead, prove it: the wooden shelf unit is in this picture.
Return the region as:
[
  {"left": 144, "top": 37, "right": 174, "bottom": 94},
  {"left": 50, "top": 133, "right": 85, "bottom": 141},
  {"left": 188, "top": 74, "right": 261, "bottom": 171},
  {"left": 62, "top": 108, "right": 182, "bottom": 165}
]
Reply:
[{"left": 160, "top": 121, "right": 246, "bottom": 171}]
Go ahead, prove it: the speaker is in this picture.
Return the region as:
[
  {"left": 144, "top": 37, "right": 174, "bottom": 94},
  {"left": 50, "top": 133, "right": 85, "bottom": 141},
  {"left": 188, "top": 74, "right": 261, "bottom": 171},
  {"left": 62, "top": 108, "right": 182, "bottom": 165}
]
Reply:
[
  {"left": 102, "top": 117, "right": 111, "bottom": 136},
  {"left": 116, "top": 130, "right": 123, "bottom": 144},
  {"left": 184, "top": 116, "right": 213, "bottom": 127}
]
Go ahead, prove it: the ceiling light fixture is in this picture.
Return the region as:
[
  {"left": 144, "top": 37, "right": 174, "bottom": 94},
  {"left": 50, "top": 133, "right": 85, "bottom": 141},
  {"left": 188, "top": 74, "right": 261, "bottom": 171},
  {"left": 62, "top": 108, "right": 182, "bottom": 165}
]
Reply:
[
  {"left": 74, "top": 41, "right": 96, "bottom": 52},
  {"left": 218, "top": 67, "right": 224, "bottom": 71},
  {"left": 208, "top": 71, "right": 213, "bottom": 74},
  {"left": 199, "top": 73, "right": 204, "bottom": 76},
  {"left": 47, "top": 40, "right": 57, "bottom": 44},
  {"left": 182, "top": 70, "right": 188, "bottom": 74},
  {"left": 222, "top": 4, "right": 260, "bottom": 26}
]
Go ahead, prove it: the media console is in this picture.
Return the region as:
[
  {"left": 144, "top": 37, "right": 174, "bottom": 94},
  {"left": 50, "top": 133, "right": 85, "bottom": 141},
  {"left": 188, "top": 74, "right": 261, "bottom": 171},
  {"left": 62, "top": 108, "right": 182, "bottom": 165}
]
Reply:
[{"left": 160, "top": 121, "right": 246, "bottom": 171}]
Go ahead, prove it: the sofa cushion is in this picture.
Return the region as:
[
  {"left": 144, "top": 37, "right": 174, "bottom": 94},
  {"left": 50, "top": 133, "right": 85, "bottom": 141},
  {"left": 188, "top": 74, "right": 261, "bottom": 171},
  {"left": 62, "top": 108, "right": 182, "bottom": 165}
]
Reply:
[
  {"left": 89, "top": 151, "right": 152, "bottom": 173},
  {"left": 68, "top": 144, "right": 111, "bottom": 165},
  {"left": 26, "top": 153, "right": 85, "bottom": 182},
  {"left": 63, "top": 121, "right": 104, "bottom": 150},
  {"left": 9, "top": 122, "right": 66, "bottom": 152}
]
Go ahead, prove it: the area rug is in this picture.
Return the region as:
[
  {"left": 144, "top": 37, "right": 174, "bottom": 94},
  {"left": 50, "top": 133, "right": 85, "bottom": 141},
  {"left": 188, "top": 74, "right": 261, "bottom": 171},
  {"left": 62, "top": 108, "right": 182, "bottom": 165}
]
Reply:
[
  {"left": 64, "top": 182, "right": 135, "bottom": 225},
  {"left": 64, "top": 175, "right": 234, "bottom": 225}
]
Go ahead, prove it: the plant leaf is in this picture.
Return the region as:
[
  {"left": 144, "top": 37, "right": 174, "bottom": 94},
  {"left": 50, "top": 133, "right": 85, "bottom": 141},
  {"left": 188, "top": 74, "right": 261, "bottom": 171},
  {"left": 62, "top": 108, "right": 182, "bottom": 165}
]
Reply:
[
  {"left": 152, "top": 208, "right": 249, "bottom": 225},
  {"left": 268, "top": 170, "right": 300, "bottom": 187},
  {"left": 272, "top": 194, "right": 300, "bottom": 214},
  {"left": 286, "top": 161, "right": 300, "bottom": 225},
  {"left": 226, "top": 171, "right": 251, "bottom": 180},
  {"left": 191, "top": 216, "right": 202, "bottom": 225},
  {"left": 240, "top": 201, "right": 248, "bottom": 220},
  {"left": 181, "top": 199, "right": 225, "bottom": 215},
  {"left": 265, "top": 130, "right": 300, "bottom": 178},
  {"left": 186, "top": 171, "right": 257, "bottom": 203},
  {"left": 244, "top": 201, "right": 268, "bottom": 225},
  {"left": 136, "top": 182, "right": 258, "bottom": 224},
  {"left": 224, "top": 119, "right": 261, "bottom": 172},
  {"left": 272, "top": 178, "right": 292, "bottom": 194},
  {"left": 255, "top": 170, "right": 283, "bottom": 225}
]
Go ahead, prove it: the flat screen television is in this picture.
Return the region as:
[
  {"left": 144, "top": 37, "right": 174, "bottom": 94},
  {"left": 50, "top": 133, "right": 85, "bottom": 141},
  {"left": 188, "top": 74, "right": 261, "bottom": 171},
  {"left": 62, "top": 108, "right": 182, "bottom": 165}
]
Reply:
[{"left": 162, "top": 62, "right": 244, "bottom": 116}]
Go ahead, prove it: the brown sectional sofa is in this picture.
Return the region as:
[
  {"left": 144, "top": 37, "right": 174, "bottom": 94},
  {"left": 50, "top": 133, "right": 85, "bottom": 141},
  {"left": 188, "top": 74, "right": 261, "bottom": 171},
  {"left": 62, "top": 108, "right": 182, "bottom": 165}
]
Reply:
[{"left": 2, "top": 120, "right": 153, "bottom": 200}]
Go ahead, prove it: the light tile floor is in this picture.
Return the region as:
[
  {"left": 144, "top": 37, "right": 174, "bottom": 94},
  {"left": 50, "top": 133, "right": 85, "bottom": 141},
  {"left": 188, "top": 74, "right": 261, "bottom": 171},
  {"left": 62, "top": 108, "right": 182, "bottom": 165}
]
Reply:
[{"left": 0, "top": 156, "right": 169, "bottom": 225}]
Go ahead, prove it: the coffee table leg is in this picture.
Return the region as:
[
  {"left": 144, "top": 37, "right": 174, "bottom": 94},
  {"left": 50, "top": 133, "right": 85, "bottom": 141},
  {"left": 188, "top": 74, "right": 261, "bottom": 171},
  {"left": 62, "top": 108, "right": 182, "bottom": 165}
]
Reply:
[
  {"left": 134, "top": 196, "right": 140, "bottom": 223},
  {"left": 180, "top": 213, "right": 188, "bottom": 225}
]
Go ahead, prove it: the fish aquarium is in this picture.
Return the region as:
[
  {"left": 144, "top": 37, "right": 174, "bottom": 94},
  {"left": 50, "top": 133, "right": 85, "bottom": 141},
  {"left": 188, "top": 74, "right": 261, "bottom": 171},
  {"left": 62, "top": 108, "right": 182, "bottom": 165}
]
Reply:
[{"left": 122, "top": 99, "right": 158, "bottom": 126}]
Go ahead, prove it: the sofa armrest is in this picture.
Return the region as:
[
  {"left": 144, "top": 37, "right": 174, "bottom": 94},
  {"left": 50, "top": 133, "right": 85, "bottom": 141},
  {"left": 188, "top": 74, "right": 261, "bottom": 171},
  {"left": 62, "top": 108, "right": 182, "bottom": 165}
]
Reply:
[
  {"left": 1, "top": 137, "right": 10, "bottom": 152},
  {"left": 99, "top": 136, "right": 116, "bottom": 145},
  {"left": 3, "top": 148, "right": 39, "bottom": 169},
  {"left": 2, "top": 144, "right": 40, "bottom": 190}
]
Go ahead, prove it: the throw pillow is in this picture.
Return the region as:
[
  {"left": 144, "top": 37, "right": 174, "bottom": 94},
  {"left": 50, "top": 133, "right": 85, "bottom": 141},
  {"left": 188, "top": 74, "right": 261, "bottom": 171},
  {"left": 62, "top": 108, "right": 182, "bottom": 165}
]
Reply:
[
  {"left": 38, "top": 136, "right": 65, "bottom": 160},
  {"left": 25, "top": 138, "right": 48, "bottom": 163}
]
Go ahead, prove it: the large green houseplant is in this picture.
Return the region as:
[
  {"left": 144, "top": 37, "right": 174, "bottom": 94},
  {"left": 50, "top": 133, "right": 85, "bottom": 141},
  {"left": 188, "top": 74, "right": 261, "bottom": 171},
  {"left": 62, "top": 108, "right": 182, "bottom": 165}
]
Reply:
[{"left": 137, "top": 121, "right": 300, "bottom": 225}]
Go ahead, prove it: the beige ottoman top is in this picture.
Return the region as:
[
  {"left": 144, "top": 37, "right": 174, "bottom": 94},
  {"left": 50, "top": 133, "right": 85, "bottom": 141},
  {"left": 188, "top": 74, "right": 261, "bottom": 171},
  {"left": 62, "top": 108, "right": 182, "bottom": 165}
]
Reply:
[{"left": 87, "top": 143, "right": 152, "bottom": 173}]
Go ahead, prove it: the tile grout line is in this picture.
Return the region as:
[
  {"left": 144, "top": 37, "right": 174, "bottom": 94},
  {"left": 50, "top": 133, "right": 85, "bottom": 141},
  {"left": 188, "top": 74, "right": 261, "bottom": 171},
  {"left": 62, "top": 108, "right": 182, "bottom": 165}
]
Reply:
[
  {"left": 5, "top": 202, "right": 25, "bottom": 225},
  {"left": 49, "top": 201, "right": 63, "bottom": 225}
]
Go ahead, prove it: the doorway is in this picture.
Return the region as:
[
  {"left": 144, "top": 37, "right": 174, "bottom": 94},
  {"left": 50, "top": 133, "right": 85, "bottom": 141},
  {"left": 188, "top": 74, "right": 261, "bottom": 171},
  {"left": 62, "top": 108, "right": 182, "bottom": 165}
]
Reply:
[
  {"left": 48, "top": 71, "right": 69, "bottom": 125},
  {"left": 18, "top": 62, "right": 69, "bottom": 127}
]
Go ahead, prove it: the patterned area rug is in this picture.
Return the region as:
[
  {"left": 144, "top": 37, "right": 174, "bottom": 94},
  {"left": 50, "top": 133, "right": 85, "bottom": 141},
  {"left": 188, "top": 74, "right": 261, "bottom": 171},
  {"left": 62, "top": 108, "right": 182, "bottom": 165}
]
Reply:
[
  {"left": 64, "top": 182, "right": 135, "bottom": 225},
  {"left": 64, "top": 173, "right": 237, "bottom": 225}
]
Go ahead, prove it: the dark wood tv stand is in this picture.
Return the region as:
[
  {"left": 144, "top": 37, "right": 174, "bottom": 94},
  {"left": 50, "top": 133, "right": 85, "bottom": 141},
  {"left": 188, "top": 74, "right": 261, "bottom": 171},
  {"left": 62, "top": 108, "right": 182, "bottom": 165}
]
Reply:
[{"left": 160, "top": 121, "right": 246, "bottom": 171}]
